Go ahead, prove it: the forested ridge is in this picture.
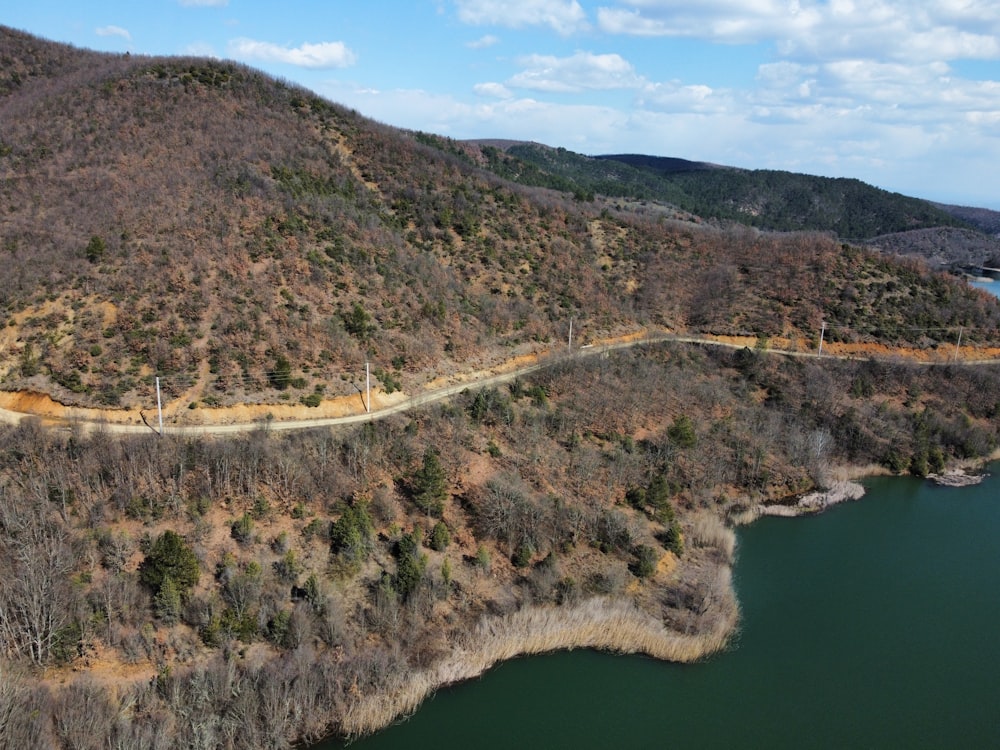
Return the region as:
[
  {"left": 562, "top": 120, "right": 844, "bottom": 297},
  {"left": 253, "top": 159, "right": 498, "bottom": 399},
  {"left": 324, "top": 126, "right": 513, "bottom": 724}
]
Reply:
[
  {"left": 3, "top": 26, "right": 1000, "bottom": 413},
  {"left": 3, "top": 27, "right": 1000, "bottom": 749},
  {"left": 463, "top": 142, "right": 980, "bottom": 239},
  {"left": 599, "top": 154, "right": 971, "bottom": 238}
]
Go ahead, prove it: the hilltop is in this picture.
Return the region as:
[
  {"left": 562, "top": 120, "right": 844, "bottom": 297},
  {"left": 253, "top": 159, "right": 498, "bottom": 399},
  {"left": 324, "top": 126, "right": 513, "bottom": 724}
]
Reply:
[
  {"left": 3, "top": 26, "right": 1000, "bottom": 416},
  {"left": 455, "top": 140, "right": 994, "bottom": 262}
]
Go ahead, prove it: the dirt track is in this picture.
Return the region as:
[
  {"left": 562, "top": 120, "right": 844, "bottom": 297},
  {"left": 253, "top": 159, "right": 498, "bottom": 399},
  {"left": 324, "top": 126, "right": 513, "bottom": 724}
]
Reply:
[{"left": 2, "top": 331, "right": 998, "bottom": 436}]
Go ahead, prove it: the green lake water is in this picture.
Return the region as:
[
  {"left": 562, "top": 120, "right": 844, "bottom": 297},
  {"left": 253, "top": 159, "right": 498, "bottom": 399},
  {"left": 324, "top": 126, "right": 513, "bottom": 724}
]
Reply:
[{"left": 319, "top": 470, "right": 1000, "bottom": 749}]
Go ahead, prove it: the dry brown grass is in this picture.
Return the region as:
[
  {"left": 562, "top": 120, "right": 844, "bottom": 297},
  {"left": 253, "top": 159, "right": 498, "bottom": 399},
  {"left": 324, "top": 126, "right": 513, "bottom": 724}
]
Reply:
[
  {"left": 340, "top": 588, "right": 738, "bottom": 738},
  {"left": 688, "top": 513, "right": 736, "bottom": 560}
]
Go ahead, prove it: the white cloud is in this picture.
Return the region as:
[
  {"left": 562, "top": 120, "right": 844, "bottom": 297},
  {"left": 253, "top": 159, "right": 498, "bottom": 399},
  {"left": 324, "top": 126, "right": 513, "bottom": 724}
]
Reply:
[
  {"left": 752, "top": 57, "right": 1000, "bottom": 128},
  {"left": 595, "top": 8, "right": 670, "bottom": 36},
  {"left": 179, "top": 0, "right": 229, "bottom": 6},
  {"left": 182, "top": 42, "right": 218, "bottom": 58},
  {"left": 455, "top": 0, "right": 589, "bottom": 35},
  {"left": 597, "top": 0, "right": 820, "bottom": 43},
  {"left": 95, "top": 25, "right": 131, "bottom": 41},
  {"left": 474, "top": 82, "right": 514, "bottom": 98},
  {"left": 507, "top": 51, "right": 645, "bottom": 92},
  {"left": 227, "top": 38, "right": 358, "bottom": 69},
  {"left": 598, "top": 0, "right": 1000, "bottom": 64},
  {"left": 639, "top": 81, "right": 732, "bottom": 114},
  {"left": 467, "top": 34, "right": 500, "bottom": 49},
  {"left": 756, "top": 61, "right": 818, "bottom": 90}
]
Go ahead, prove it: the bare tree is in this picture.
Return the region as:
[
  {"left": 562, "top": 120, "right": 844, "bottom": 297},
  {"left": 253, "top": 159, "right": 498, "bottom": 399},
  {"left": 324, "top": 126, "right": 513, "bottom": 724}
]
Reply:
[
  {"left": 0, "top": 660, "right": 24, "bottom": 742},
  {"left": 477, "top": 474, "right": 544, "bottom": 557},
  {"left": 53, "top": 677, "right": 117, "bottom": 750},
  {"left": 0, "top": 499, "right": 76, "bottom": 665}
]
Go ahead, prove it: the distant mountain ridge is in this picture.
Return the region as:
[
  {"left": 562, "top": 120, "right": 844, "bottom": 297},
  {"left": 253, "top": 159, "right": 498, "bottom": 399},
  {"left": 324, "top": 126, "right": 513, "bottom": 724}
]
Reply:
[
  {"left": 461, "top": 140, "right": 974, "bottom": 241},
  {"left": 594, "top": 153, "right": 723, "bottom": 174},
  {"left": 934, "top": 203, "right": 1000, "bottom": 237}
]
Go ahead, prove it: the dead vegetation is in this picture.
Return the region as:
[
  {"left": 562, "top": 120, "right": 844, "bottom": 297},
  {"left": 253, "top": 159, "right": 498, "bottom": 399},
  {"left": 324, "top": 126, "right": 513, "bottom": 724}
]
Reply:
[
  {"left": 2, "top": 27, "right": 1000, "bottom": 416},
  {"left": 0, "top": 341, "right": 997, "bottom": 747}
]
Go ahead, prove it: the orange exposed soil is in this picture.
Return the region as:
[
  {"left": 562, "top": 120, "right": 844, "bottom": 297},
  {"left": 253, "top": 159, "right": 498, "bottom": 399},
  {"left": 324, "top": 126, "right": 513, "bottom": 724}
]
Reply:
[
  {"left": 3, "top": 330, "right": 1000, "bottom": 431},
  {"left": 0, "top": 384, "right": 405, "bottom": 428},
  {"left": 704, "top": 334, "right": 1000, "bottom": 362}
]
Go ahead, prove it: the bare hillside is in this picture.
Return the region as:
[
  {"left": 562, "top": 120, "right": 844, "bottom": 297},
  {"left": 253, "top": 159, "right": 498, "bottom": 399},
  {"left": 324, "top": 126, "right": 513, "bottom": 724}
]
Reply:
[{"left": 2, "top": 26, "right": 999, "bottom": 415}]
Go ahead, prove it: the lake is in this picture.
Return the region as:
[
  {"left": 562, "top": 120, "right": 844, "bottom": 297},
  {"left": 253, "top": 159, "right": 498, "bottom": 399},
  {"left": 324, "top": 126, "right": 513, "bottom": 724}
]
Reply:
[
  {"left": 318, "top": 470, "right": 1000, "bottom": 749},
  {"left": 969, "top": 279, "right": 1000, "bottom": 298}
]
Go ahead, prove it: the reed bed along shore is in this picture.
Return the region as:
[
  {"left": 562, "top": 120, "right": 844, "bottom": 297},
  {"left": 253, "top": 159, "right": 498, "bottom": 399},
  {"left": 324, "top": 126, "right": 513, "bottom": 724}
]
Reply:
[
  {"left": 729, "top": 480, "right": 867, "bottom": 524},
  {"left": 340, "top": 570, "right": 738, "bottom": 738},
  {"left": 688, "top": 512, "right": 737, "bottom": 560}
]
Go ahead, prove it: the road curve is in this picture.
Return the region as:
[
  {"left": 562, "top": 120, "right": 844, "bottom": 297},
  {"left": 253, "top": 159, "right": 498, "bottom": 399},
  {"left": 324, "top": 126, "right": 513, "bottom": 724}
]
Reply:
[{"left": 1, "top": 332, "right": 997, "bottom": 436}]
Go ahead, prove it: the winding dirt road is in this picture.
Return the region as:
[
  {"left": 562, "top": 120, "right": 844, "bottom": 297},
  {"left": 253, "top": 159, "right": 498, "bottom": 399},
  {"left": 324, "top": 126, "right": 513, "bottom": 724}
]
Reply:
[{"left": 1, "top": 331, "right": 997, "bottom": 436}]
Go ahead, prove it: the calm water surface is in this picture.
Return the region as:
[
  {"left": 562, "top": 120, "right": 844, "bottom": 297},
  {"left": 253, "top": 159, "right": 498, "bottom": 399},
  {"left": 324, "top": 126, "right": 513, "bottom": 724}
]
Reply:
[
  {"left": 319, "top": 470, "right": 1000, "bottom": 749},
  {"left": 969, "top": 279, "right": 1000, "bottom": 298}
]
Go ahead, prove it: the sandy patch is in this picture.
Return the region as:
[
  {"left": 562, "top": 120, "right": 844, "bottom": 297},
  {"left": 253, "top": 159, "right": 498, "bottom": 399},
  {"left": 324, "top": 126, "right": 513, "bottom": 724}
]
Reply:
[
  {"left": 732, "top": 480, "right": 866, "bottom": 524},
  {"left": 929, "top": 469, "right": 988, "bottom": 487}
]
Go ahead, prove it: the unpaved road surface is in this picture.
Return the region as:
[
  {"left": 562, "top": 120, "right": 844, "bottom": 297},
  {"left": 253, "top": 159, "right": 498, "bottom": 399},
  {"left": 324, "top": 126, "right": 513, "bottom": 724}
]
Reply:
[{"left": 2, "top": 332, "right": 997, "bottom": 436}]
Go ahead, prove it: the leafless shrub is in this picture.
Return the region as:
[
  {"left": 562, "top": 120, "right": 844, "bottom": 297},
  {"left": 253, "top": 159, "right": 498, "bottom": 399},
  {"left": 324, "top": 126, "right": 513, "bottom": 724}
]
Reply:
[
  {"left": 53, "top": 676, "right": 117, "bottom": 750},
  {"left": 369, "top": 483, "right": 400, "bottom": 526},
  {"left": 475, "top": 473, "right": 546, "bottom": 557}
]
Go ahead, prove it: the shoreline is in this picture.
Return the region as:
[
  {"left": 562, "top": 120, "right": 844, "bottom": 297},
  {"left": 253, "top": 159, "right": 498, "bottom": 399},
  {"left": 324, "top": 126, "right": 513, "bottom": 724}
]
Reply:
[
  {"left": 338, "top": 590, "right": 738, "bottom": 739},
  {"left": 730, "top": 456, "right": 997, "bottom": 526},
  {"left": 334, "top": 515, "right": 740, "bottom": 739},
  {"left": 928, "top": 468, "right": 989, "bottom": 487},
  {"left": 729, "top": 480, "right": 868, "bottom": 525},
  {"left": 330, "top": 458, "right": 997, "bottom": 741}
]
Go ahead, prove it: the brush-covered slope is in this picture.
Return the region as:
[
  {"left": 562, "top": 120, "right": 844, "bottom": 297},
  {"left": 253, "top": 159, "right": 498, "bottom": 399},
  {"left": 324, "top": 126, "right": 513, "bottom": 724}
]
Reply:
[
  {"left": 867, "top": 227, "right": 1000, "bottom": 269},
  {"left": 935, "top": 203, "right": 1000, "bottom": 237},
  {"left": 1, "top": 26, "right": 999, "bottom": 412}
]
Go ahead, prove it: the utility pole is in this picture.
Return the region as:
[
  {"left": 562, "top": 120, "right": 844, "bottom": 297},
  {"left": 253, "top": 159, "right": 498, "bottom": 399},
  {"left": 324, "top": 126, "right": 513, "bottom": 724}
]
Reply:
[
  {"left": 954, "top": 326, "right": 963, "bottom": 362},
  {"left": 155, "top": 376, "right": 164, "bottom": 435},
  {"left": 365, "top": 361, "right": 371, "bottom": 414},
  {"left": 568, "top": 318, "right": 573, "bottom": 351},
  {"left": 818, "top": 321, "right": 826, "bottom": 357}
]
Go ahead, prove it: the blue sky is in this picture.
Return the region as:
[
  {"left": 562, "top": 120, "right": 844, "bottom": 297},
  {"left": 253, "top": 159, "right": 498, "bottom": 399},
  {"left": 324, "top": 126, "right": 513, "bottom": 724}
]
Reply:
[{"left": 7, "top": 0, "right": 1000, "bottom": 209}]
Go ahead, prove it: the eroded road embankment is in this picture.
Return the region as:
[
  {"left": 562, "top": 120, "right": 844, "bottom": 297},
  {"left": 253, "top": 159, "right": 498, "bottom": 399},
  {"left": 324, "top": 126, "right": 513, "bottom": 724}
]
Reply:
[{"left": 2, "top": 332, "right": 998, "bottom": 436}]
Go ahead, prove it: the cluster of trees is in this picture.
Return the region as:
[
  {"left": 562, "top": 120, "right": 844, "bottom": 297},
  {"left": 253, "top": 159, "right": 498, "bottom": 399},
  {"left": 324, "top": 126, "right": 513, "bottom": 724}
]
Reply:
[
  {"left": 0, "top": 339, "right": 997, "bottom": 746},
  {"left": 4, "top": 27, "right": 1000, "bottom": 413}
]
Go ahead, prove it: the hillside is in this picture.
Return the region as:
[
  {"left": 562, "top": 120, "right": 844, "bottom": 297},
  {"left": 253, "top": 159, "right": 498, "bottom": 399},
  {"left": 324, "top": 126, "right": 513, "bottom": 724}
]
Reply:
[
  {"left": 451, "top": 139, "right": 979, "bottom": 246},
  {"left": 4, "top": 28, "right": 1000, "bottom": 750},
  {"left": 599, "top": 154, "right": 970, "bottom": 238},
  {"left": 866, "top": 227, "right": 1000, "bottom": 269},
  {"left": 935, "top": 203, "right": 1000, "bottom": 237},
  {"left": 3, "top": 27, "right": 1000, "bottom": 416},
  {"left": 2, "top": 28, "right": 645, "bottom": 409}
]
